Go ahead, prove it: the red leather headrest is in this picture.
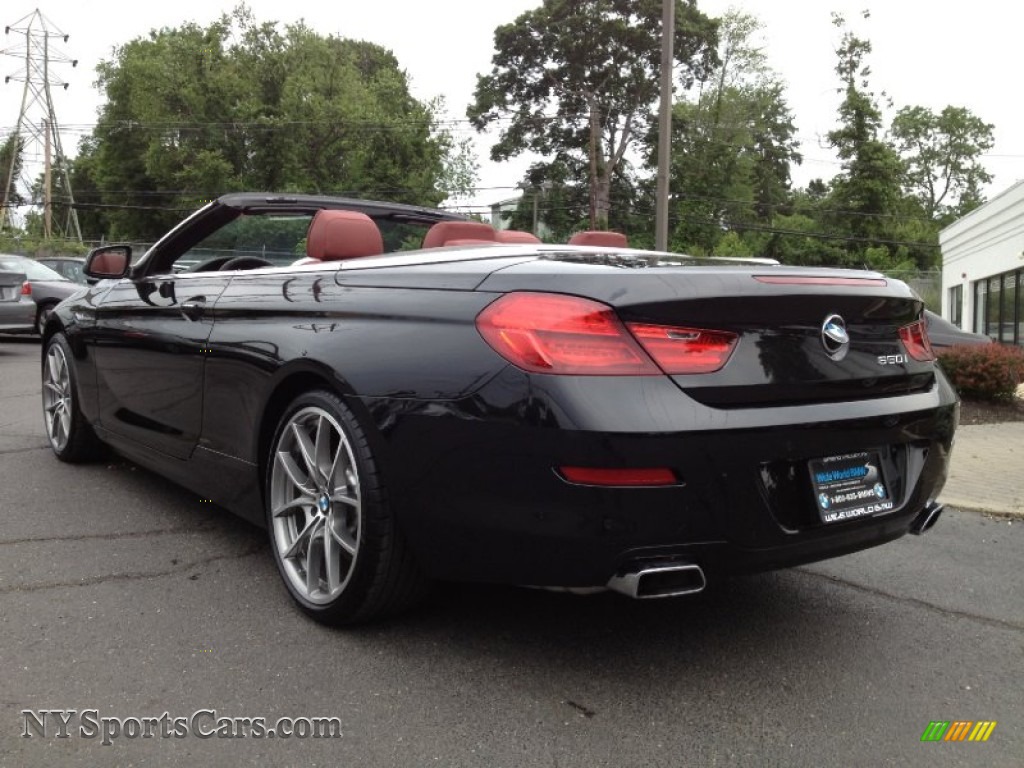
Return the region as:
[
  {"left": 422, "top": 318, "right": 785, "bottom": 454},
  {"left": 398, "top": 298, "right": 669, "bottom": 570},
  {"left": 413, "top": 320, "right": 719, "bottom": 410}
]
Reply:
[
  {"left": 306, "top": 210, "right": 384, "bottom": 261},
  {"left": 568, "top": 230, "right": 628, "bottom": 248},
  {"left": 495, "top": 230, "right": 541, "bottom": 244},
  {"left": 422, "top": 221, "right": 497, "bottom": 248}
]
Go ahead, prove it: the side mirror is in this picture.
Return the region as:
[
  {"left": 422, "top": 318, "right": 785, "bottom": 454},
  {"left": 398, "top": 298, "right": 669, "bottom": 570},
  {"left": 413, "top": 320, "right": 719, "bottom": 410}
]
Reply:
[{"left": 84, "top": 245, "right": 131, "bottom": 280}]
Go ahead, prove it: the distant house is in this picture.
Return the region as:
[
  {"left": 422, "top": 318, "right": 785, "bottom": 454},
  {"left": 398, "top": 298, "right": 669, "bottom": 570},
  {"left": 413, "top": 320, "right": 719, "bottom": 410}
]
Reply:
[
  {"left": 489, "top": 195, "right": 551, "bottom": 239},
  {"left": 940, "top": 180, "right": 1024, "bottom": 346},
  {"left": 489, "top": 197, "right": 520, "bottom": 231}
]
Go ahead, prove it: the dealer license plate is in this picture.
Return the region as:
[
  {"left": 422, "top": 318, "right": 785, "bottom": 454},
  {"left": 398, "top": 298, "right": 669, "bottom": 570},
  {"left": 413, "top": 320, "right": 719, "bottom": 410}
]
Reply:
[{"left": 809, "top": 451, "right": 893, "bottom": 524}]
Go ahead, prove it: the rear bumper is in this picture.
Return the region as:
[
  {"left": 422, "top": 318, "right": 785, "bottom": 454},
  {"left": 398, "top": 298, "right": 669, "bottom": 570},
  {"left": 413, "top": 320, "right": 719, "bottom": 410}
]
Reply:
[
  {"left": 0, "top": 299, "right": 36, "bottom": 333},
  {"left": 365, "top": 368, "right": 958, "bottom": 588}
]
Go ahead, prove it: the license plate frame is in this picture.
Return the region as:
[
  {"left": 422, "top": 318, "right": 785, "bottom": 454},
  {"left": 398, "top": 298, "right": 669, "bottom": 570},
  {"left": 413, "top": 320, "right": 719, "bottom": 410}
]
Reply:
[{"left": 808, "top": 451, "right": 893, "bottom": 524}]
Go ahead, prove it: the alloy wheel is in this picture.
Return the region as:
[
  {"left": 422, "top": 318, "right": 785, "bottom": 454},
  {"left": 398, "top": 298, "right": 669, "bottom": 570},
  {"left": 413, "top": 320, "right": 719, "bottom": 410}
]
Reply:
[
  {"left": 42, "top": 343, "right": 72, "bottom": 452},
  {"left": 269, "top": 406, "right": 361, "bottom": 604}
]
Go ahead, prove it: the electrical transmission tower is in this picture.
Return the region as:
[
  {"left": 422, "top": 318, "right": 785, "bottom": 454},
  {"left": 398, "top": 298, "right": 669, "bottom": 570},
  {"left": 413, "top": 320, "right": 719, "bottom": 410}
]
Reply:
[{"left": 1, "top": 9, "right": 81, "bottom": 241}]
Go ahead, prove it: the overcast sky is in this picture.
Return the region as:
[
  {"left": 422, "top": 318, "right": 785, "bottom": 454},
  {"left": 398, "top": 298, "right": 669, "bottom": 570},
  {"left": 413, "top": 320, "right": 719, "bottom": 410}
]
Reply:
[{"left": 2, "top": 0, "right": 1022, "bottom": 214}]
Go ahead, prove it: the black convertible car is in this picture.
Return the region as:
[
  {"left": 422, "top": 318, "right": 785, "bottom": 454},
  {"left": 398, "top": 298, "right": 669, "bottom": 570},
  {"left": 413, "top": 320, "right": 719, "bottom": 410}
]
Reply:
[{"left": 42, "top": 194, "right": 958, "bottom": 625}]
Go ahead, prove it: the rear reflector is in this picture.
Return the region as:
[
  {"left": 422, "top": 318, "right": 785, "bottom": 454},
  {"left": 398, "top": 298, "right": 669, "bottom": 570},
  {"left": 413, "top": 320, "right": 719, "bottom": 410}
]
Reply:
[
  {"left": 20, "top": 281, "right": 31, "bottom": 296},
  {"left": 558, "top": 466, "right": 679, "bottom": 487},
  {"left": 626, "top": 323, "right": 738, "bottom": 374},
  {"left": 754, "top": 275, "right": 888, "bottom": 287},
  {"left": 476, "top": 293, "right": 660, "bottom": 375},
  {"left": 899, "top": 320, "right": 936, "bottom": 361}
]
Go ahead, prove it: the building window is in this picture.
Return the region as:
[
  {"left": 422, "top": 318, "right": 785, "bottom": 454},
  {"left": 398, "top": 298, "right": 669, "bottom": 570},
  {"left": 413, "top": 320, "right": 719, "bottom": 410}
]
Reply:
[
  {"left": 986, "top": 276, "right": 1001, "bottom": 340},
  {"left": 1002, "top": 273, "right": 1018, "bottom": 344},
  {"left": 948, "top": 285, "right": 963, "bottom": 327},
  {"left": 974, "top": 279, "right": 986, "bottom": 335},
  {"left": 974, "top": 269, "right": 1024, "bottom": 345}
]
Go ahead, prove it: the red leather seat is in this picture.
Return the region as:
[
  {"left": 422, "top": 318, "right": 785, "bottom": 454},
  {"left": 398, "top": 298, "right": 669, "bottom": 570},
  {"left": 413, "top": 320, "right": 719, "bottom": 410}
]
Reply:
[
  {"left": 495, "top": 230, "right": 541, "bottom": 244},
  {"left": 305, "top": 210, "right": 384, "bottom": 261},
  {"left": 568, "top": 230, "right": 628, "bottom": 248},
  {"left": 422, "top": 221, "right": 497, "bottom": 248}
]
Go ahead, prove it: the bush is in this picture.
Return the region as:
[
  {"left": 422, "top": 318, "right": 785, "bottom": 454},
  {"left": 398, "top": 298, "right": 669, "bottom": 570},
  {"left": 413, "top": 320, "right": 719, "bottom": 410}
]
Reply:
[{"left": 937, "top": 344, "right": 1024, "bottom": 402}]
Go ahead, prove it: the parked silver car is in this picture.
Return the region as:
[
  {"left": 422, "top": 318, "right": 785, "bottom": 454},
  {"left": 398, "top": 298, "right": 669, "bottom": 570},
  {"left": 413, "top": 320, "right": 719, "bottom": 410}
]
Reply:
[
  {"left": 0, "top": 254, "right": 83, "bottom": 335},
  {"left": 36, "top": 256, "right": 88, "bottom": 284}
]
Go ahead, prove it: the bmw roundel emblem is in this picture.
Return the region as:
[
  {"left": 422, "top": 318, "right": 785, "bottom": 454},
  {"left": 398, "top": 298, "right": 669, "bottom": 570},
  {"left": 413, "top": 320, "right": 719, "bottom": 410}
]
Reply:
[
  {"left": 873, "top": 483, "right": 886, "bottom": 499},
  {"left": 818, "top": 493, "right": 830, "bottom": 510},
  {"left": 821, "top": 314, "right": 850, "bottom": 361}
]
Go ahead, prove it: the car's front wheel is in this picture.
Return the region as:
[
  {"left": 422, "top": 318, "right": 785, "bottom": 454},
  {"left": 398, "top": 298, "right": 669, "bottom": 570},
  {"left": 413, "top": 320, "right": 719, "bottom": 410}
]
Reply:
[
  {"left": 41, "top": 333, "right": 102, "bottom": 462},
  {"left": 266, "top": 390, "right": 425, "bottom": 625}
]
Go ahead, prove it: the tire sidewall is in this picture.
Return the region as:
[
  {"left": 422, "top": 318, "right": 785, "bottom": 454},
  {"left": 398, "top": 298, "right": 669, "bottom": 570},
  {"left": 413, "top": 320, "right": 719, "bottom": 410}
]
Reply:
[
  {"left": 265, "top": 389, "right": 389, "bottom": 621},
  {"left": 41, "top": 333, "right": 86, "bottom": 461}
]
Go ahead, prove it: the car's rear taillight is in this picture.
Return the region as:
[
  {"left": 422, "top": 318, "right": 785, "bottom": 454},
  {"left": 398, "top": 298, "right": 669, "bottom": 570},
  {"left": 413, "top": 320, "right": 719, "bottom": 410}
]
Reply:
[
  {"left": 475, "top": 293, "right": 660, "bottom": 375},
  {"left": 476, "top": 292, "right": 738, "bottom": 376},
  {"left": 20, "top": 281, "right": 31, "bottom": 296},
  {"left": 899, "top": 320, "right": 935, "bottom": 361},
  {"left": 626, "top": 323, "right": 738, "bottom": 374}
]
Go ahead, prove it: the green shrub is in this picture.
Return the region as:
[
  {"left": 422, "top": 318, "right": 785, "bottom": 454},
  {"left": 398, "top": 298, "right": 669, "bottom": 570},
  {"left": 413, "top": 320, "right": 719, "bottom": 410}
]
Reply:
[{"left": 937, "top": 344, "right": 1024, "bottom": 402}]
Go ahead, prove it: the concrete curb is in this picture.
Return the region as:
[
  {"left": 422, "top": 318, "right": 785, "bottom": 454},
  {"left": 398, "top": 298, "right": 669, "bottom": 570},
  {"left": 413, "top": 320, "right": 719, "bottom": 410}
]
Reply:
[{"left": 936, "top": 495, "right": 1024, "bottom": 519}]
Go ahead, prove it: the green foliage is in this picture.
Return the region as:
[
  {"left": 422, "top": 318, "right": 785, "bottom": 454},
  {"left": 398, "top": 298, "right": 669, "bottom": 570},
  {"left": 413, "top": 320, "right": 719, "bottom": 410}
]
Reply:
[
  {"left": 712, "top": 230, "right": 752, "bottom": 257},
  {"left": 938, "top": 344, "right": 1024, "bottom": 402},
  {"left": 468, "top": 0, "right": 718, "bottom": 228},
  {"left": 0, "top": 135, "right": 26, "bottom": 216},
  {"left": 0, "top": 229, "right": 89, "bottom": 257},
  {"left": 72, "top": 6, "right": 476, "bottom": 241},
  {"left": 654, "top": 11, "right": 801, "bottom": 256},
  {"left": 825, "top": 12, "right": 904, "bottom": 253},
  {"left": 890, "top": 105, "right": 995, "bottom": 223}
]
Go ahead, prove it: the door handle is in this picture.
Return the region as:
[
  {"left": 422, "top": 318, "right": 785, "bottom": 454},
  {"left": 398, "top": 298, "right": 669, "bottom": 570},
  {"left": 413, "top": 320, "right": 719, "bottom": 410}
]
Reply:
[{"left": 180, "top": 296, "right": 207, "bottom": 320}]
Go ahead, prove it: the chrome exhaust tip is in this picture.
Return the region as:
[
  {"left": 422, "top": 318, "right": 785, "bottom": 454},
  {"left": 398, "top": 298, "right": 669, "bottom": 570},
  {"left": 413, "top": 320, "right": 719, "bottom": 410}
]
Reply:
[
  {"left": 909, "top": 501, "right": 944, "bottom": 535},
  {"left": 607, "top": 563, "right": 706, "bottom": 599}
]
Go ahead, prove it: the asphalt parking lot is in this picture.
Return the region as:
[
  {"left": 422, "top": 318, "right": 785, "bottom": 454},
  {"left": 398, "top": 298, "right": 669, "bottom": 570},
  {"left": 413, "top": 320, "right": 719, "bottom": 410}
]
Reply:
[{"left": 1, "top": 336, "right": 1021, "bottom": 767}]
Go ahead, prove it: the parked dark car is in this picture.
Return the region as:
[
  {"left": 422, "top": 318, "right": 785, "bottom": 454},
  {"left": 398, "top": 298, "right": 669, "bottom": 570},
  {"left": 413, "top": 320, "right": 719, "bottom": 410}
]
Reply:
[
  {"left": 41, "top": 193, "right": 958, "bottom": 625},
  {"left": 0, "top": 254, "right": 82, "bottom": 335},
  {"left": 36, "top": 256, "right": 88, "bottom": 284},
  {"left": 923, "top": 309, "right": 992, "bottom": 349}
]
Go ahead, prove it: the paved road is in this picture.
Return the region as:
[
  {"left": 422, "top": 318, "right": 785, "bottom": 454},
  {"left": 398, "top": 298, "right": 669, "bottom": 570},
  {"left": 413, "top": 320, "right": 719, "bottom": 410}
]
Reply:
[{"left": 1, "top": 338, "right": 1021, "bottom": 767}]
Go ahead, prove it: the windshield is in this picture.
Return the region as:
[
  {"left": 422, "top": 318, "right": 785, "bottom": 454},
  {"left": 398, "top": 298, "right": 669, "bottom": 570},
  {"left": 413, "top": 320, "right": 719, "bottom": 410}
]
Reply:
[{"left": 0, "top": 255, "right": 67, "bottom": 282}]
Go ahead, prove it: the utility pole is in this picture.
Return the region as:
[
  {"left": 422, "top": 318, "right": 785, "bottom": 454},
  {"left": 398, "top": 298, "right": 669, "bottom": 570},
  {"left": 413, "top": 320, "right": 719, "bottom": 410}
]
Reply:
[
  {"left": 1, "top": 10, "right": 81, "bottom": 241},
  {"left": 654, "top": 0, "right": 674, "bottom": 251}
]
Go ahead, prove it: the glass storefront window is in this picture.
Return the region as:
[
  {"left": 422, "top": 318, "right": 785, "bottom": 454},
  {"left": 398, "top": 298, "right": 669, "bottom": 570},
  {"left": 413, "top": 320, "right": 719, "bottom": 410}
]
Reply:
[
  {"left": 1002, "top": 274, "right": 1018, "bottom": 344},
  {"left": 974, "top": 279, "right": 986, "bottom": 335},
  {"left": 986, "top": 277, "right": 1000, "bottom": 339},
  {"left": 948, "top": 285, "right": 963, "bottom": 327}
]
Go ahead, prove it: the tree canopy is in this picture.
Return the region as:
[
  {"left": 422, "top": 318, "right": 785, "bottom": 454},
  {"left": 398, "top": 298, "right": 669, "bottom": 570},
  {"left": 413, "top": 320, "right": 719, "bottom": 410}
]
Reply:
[
  {"left": 468, "top": 0, "right": 718, "bottom": 229},
  {"left": 70, "top": 7, "right": 476, "bottom": 241}
]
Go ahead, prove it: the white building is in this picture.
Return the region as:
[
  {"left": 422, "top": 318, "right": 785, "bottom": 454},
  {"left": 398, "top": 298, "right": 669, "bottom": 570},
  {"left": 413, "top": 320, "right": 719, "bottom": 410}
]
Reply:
[{"left": 940, "top": 180, "right": 1024, "bottom": 345}]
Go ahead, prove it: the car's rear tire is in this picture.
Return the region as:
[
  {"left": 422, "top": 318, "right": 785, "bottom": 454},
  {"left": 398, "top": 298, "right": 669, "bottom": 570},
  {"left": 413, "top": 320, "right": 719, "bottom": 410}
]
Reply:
[
  {"left": 266, "top": 389, "right": 426, "bottom": 625},
  {"left": 41, "top": 333, "right": 103, "bottom": 462}
]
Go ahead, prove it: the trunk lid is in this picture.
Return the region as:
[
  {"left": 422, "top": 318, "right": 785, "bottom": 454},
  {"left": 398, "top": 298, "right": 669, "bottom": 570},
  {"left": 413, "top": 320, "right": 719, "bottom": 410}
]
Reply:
[
  {"left": 477, "top": 254, "right": 933, "bottom": 407},
  {"left": 0, "top": 270, "right": 26, "bottom": 302}
]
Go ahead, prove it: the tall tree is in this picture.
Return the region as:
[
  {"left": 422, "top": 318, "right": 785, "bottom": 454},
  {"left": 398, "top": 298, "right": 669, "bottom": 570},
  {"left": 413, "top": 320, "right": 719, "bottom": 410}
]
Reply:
[
  {"left": 0, "top": 135, "right": 26, "bottom": 227},
  {"left": 75, "top": 8, "right": 476, "bottom": 241},
  {"left": 890, "top": 105, "right": 994, "bottom": 223},
  {"left": 468, "top": 0, "right": 718, "bottom": 229},
  {"left": 825, "top": 12, "right": 903, "bottom": 256},
  {"left": 661, "top": 11, "right": 800, "bottom": 254}
]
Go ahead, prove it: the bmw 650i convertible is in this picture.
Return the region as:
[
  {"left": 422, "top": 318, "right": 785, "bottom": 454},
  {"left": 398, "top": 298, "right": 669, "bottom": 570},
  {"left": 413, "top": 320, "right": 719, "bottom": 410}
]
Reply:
[{"left": 40, "top": 193, "right": 958, "bottom": 625}]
